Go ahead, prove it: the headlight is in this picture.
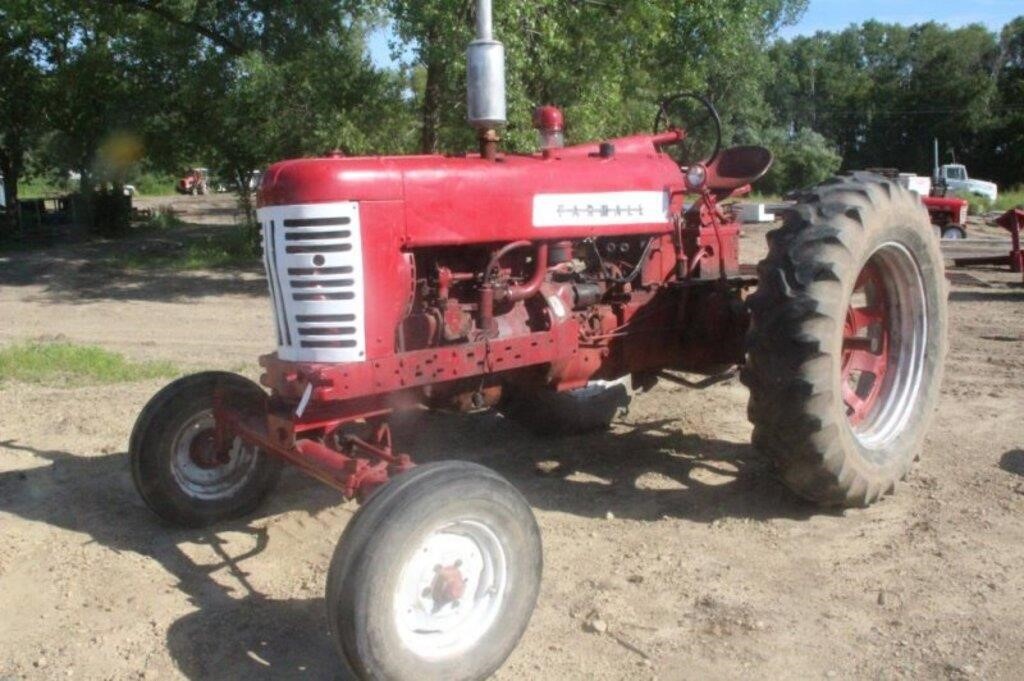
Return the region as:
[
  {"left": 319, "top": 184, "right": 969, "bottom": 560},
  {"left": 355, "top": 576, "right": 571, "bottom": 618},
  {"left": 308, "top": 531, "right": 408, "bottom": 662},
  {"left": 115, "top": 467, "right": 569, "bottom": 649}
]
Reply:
[{"left": 686, "top": 164, "right": 707, "bottom": 191}]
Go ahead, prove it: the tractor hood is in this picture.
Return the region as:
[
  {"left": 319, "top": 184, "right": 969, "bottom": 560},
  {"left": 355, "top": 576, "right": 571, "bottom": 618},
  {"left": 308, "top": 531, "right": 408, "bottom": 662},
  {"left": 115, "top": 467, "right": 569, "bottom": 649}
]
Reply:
[{"left": 258, "top": 135, "right": 686, "bottom": 247}]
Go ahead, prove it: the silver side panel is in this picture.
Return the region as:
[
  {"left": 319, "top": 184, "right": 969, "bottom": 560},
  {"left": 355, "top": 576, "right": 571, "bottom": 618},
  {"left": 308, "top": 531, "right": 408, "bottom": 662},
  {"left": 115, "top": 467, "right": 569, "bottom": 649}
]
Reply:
[{"left": 257, "top": 201, "right": 365, "bottom": 363}]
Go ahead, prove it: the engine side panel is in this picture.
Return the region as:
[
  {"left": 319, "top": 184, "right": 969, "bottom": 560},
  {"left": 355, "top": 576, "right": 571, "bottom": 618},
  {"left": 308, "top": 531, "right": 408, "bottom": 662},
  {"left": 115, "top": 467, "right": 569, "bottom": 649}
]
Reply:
[{"left": 401, "top": 154, "right": 684, "bottom": 245}]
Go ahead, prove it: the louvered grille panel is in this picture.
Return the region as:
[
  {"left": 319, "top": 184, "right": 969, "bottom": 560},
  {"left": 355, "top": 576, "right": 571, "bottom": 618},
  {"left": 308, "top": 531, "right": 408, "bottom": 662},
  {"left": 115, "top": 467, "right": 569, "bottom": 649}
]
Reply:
[{"left": 256, "top": 202, "right": 365, "bottom": 362}]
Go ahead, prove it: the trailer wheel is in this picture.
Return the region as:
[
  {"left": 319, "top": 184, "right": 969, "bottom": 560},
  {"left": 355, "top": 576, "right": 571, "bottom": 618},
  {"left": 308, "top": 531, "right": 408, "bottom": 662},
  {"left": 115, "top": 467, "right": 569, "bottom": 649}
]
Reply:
[
  {"left": 327, "top": 462, "right": 542, "bottom": 681},
  {"left": 743, "top": 172, "right": 947, "bottom": 507},
  {"left": 499, "top": 380, "right": 630, "bottom": 436},
  {"left": 130, "top": 372, "right": 282, "bottom": 527},
  {"left": 942, "top": 225, "right": 966, "bottom": 240}
]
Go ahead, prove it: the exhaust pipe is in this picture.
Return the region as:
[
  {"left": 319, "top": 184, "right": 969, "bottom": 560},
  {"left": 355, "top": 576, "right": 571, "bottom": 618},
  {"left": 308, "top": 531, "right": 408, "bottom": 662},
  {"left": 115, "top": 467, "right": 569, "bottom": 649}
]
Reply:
[{"left": 467, "top": 0, "right": 506, "bottom": 156}]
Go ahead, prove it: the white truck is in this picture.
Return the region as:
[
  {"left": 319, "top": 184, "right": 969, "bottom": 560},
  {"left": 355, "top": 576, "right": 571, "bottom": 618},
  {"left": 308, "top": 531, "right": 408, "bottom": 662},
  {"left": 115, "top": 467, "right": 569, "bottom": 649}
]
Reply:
[{"left": 937, "top": 164, "right": 998, "bottom": 202}]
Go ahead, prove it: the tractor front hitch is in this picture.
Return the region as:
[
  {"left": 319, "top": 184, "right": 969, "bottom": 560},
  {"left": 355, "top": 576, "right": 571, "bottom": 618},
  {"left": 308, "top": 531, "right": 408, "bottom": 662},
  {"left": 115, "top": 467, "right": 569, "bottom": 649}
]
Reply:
[{"left": 213, "top": 399, "right": 414, "bottom": 502}]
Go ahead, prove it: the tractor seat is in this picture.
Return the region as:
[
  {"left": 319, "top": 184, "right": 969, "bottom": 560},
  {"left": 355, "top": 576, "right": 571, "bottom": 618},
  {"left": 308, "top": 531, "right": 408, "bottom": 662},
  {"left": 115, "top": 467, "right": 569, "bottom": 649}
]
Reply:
[{"left": 706, "top": 145, "right": 774, "bottom": 191}]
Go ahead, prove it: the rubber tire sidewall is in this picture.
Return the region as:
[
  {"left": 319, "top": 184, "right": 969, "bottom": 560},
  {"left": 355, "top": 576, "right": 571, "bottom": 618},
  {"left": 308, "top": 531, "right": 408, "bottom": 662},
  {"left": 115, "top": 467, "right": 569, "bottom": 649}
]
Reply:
[
  {"left": 326, "top": 462, "right": 542, "bottom": 681},
  {"left": 745, "top": 175, "right": 948, "bottom": 506},
  {"left": 130, "top": 372, "right": 282, "bottom": 527},
  {"left": 829, "top": 204, "right": 947, "bottom": 488}
]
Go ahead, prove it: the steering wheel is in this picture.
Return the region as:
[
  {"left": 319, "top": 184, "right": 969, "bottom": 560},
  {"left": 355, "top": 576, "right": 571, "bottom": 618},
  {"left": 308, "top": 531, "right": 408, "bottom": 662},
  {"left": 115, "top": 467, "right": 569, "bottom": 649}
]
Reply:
[{"left": 653, "top": 92, "right": 723, "bottom": 167}]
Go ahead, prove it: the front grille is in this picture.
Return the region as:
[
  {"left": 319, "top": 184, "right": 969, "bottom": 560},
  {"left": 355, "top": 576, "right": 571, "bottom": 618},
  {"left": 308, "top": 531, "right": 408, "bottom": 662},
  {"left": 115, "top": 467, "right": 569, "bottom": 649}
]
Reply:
[{"left": 256, "top": 201, "right": 365, "bottom": 363}]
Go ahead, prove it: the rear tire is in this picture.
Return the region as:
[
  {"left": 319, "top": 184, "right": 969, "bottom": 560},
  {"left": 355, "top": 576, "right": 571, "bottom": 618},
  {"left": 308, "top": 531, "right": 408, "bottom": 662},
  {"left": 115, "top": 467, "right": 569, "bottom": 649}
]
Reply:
[
  {"left": 499, "top": 380, "right": 630, "bottom": 436},
  {"left": 743, "top": 173, "right": 947, "bottom": 507},
  {"left": 130, "top": 372, "right": 282, "bottom": 527},
  {"left": 326, "top": 462, "right": 542, "bottom": 681}
]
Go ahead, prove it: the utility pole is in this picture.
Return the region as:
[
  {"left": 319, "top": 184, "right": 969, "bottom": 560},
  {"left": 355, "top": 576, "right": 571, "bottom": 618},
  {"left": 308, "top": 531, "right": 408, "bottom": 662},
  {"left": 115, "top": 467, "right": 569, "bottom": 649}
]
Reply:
[{"left": 810, "top": 57, "right": 817, "bottom": 129}]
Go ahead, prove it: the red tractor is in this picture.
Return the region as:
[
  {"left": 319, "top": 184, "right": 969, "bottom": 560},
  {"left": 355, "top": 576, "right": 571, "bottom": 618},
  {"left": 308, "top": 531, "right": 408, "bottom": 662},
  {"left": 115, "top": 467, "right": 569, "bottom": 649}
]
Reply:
[
  {"left": 129, "top": 3, "right": 947, "bottom": 678},
  {"left": 922, "top": 194, "right": 969, "bottom": 240},
  {"left": 868, "top": 168, "right": 969, "bottom": 239},
  {"left": 175, "top": 167, "right": 209, "bottom": 195}
]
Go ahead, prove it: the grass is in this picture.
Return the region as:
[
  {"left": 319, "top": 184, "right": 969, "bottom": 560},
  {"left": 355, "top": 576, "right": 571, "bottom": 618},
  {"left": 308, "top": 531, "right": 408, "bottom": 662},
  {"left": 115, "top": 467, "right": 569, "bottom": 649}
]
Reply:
[
  {"left": 138, "top": 206, "right": 184, "bottom": 231},
  {"left": 745, "top": 192, "right": 785, "bottom": 204},
  {"left": 16, "top": 172, "right": 179, "bottom": 200},
  {"left": 0, "top": 342, "right": 179, "bottom": 387},
  {"left": 995, "top": 185, "right": 1024, "bottom": 212},
  {"left": 951, "top": 191, "right": 994, "bottom": 216},
  {"left": 18, "top": 177, "right": 70, "bottom": 199},
  {"left": 132, "top": 173, "right": 178, "bottom": 197},
  {"left": 109, "top": 226, "right": 259, "bottom": 270}
]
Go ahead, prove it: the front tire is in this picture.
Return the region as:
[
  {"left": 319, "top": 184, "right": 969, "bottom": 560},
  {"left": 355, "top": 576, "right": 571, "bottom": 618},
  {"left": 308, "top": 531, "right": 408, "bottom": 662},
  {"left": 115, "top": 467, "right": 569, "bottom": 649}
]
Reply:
[
  {"left": 326, "top": 462, "right": 542, "bottom": 681},
  {"left": 743, "top": 173, "right": 947, "bottom": 507},
  {"left": 130, "top": 372, "right": 282, "bottom": 527}
]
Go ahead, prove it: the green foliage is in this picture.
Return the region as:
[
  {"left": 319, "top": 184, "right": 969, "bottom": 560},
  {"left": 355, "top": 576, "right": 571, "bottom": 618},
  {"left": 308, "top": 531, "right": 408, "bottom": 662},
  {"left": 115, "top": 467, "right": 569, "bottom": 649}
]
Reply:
[
  {"left": 133, "top": 172, "right": 177, "bottom": 196},
  {"left": 995, "top": 186, "right": 1024, "bottom": 211},
  {"left": 139, "top": 206, "right": 183, "bottom": 231},
  {"left": 18, "top": 176, "right": 67, "bottom": 199},
  {"left": 765, "top": 19, "right": 1024, "bottom": 187},
  {"left": 109, "top": 228, "right": 257, "bottom": 271},
  {"left": 746, "top": 128, "right": 842, "bottom": 195},
  {"left": 3, "top": 1, "right": 416, "bottom": 230},
  {"left": 952, "top": 192, "right": 994, "bottom": 216},
  {"left": 388, "top": 0, "right": 807, "bottom": 154},
  {"left": 3, "top": 2, "right": 1024, "bottom": 207},
  {"left": 0, "top": 342, "right": 178, "bottom": 387}
]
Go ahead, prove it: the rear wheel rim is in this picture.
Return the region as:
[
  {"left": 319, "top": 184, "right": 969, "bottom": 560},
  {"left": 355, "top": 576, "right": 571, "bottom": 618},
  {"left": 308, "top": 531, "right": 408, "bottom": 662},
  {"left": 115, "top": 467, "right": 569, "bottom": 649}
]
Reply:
[
  {"left": 841, "top": 242, "right": 928, "bottom": 452},
  {"left": 393, "top": 519, "right": 509, "bottom": 661},
  {"left": 170, "top": 410, "right": 259, "bottom": 500}
]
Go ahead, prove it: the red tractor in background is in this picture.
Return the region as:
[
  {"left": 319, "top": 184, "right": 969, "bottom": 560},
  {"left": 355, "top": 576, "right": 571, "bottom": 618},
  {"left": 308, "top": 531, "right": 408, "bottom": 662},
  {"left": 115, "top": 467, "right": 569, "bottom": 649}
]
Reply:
[
  {"left": 129, "top": 3, "right": 948, "bottom": 679},
  {"left": 868, "top": 167, "right": 969, "bottom": 239},
  {"left": 175, "top": 167, "right": 209, "bottom": 195},
  {"left": 922, "top": 194, "right": 969, "bottom": 240}
]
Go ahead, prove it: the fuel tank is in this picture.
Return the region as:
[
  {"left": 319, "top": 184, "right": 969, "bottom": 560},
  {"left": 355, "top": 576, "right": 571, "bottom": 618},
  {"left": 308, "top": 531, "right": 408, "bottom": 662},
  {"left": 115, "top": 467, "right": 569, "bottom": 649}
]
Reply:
[{"left": 258, "top": 135, "right": 686, "bottom": 246}]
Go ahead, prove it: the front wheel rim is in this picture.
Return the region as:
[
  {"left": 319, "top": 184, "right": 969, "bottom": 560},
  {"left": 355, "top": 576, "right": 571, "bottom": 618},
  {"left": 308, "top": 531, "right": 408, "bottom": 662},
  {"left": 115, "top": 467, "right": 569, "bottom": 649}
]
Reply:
[
  {"left": 393, "top": 519, "right": 509, "bottom": 661},
  {"left": 841, "top": 242, "right": 928, "bottom": 452},
  {"left": 170, "top": 410, "right": 260, "bottom": 500}
]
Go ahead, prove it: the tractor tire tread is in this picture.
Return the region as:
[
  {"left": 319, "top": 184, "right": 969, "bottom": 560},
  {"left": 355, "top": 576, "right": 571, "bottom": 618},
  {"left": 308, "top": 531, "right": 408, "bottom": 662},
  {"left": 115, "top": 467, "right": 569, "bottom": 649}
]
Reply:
[{"left": 741, "top": 172, "right": 947, "bottom": 507}]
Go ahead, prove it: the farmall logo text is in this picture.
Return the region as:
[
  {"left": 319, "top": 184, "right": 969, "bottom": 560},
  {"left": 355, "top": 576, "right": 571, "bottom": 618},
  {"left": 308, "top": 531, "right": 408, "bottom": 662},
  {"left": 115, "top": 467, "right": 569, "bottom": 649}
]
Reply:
[
  {"left": 555, "top": 202, "right": 647, "bottom": 219},
  {"left": 533, "top": 191, "right": 669, "bottom": 228}
]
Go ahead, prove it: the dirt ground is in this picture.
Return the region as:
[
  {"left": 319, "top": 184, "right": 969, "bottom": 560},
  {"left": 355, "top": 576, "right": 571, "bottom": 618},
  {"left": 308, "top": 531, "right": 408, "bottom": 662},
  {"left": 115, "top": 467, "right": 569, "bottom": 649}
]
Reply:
[{"left": 1, "top": 194, "right": 1022, "bottom": 680}]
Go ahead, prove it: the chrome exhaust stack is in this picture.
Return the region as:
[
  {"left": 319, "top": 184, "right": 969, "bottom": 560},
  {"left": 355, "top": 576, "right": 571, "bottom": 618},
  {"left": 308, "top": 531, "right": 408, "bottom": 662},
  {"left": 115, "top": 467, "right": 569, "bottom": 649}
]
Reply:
[{"left": 466, "top": 0, "right": 506, "bottom": 157}]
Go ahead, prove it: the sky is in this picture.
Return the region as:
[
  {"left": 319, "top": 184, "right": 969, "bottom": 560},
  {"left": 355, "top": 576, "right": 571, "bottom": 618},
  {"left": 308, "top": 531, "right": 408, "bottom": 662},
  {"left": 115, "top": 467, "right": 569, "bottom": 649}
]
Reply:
[
  {"left": 368, "top": 0, "right": 1022, "bottom": 69},
  {"left": 778, "top": 0, "right": 1022, "bottom": 38}
]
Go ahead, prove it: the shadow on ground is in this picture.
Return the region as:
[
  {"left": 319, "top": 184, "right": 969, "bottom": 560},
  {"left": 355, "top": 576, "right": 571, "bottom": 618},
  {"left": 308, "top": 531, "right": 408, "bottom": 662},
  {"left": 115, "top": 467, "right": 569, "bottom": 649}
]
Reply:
[
  {"left": 999, "top": 449, "right": 1024, "bottom": 477},
  {"left": 949, "top": 288, "right": 1024, "bottom": 303},
  {"left": 0, "top": 223, "right": 264, "bottom": 303},
  {"left": 392, "top": 409, "right": 816, "bottom": 524},
  {"left": 0, "top": 407, "right": 812, "bottom": 679},
  {"left": 0, "top": 439, "right": 350, "bottom": 679}
]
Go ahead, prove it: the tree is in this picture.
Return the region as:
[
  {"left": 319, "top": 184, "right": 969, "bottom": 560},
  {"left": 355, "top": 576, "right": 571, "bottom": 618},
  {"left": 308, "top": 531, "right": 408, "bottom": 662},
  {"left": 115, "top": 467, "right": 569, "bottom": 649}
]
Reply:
[
  {"left": 3, "top": 1, "right": 412, "bottom": 239},
  {"left": 992, "top": 17, "right": 1024, "bottom": 187},
  {"left": 96, "top": 2, "right": 412, "bottom": 239},
  {"left": 0, "top": 1, "right": 51, "bottom": 224},
  {"left": 387, "top": 0, "right": 807, "bottom": 155},
  {"left": 765, "top": 20, "right": 1013, "bottom": 184},
  {"left": 748, "top": 127, "right": 842, "bottom": 195}
]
